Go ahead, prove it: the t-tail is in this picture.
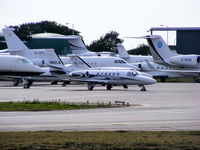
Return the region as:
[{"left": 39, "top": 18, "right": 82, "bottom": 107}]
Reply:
[
  {"left": 144, "top": 35, "right": 177, "bottom": 65},
  {"left": 117, "top": 43, "right": 130, "bottom": 59},
  {"left": 3, "top": 28, "right": 29, "bottom": 51},
  {"left": 3, "top": 28, "right": 66, "bottom": 70},
  {"left": 66, "top": 36, "right": 90, "bottom": 55}
]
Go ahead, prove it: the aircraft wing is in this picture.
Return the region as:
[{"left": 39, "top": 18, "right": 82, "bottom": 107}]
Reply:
[
  {"left": 70, "top": 78, "right": 110, "bottom": 84},
  {"left": 0, "top": 75, "right": 23, "bottom": 79}
]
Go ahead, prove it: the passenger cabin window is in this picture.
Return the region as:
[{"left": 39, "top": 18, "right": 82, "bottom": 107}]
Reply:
[{"left": 114, "top": 60, "right": 126, "bottom": 64}]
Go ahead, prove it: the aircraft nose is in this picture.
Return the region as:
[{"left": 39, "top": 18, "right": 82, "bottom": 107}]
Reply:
[
  {"left": 145, "top": 77, "right": 156, "bottom": 85},
  {"left": 34, "top": 65, "right": 44, "bottom": 74}
]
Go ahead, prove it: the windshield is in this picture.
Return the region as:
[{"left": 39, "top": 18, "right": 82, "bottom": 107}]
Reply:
[{"left": 17, "top": 58, "right": 32, "bottom": 64}]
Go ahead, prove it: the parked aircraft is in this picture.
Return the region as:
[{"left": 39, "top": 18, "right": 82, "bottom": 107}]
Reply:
[
  {"left": 68, "top": 56, "right": 156, "bottom": 91},
  {"left": 3, "top": 28, "right": 65, "bottom": 69},
  {"left": 2, "top": 28, "right": 70, "bottom": 86},
  {"left": 143, "top": 35, "right": 200, "bottom": 81},
  {"left": 116, "top": 43, "right": 184, "bottom": 81},
  {"left": 145, "top": 35, "right": 200, "bottom": 68},
  {"left": 0, "top": 55, "right": 44, "bottom": 88}
]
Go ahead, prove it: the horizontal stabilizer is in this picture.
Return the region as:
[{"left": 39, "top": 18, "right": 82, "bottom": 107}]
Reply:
[
  {"left": 125, "top": 35, "right": 160, "bottom": 39},
  {"left": 69, "top": 55, "right": 91, "bottom": 68}
]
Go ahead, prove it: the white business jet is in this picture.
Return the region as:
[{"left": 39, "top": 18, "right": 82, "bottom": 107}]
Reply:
[
  {"left": 117, "top": 43, "right": 184, "bottom": 81},
  {"left": 143, "top": 35, "right": 200, "bottom": 81},
  {"left": 0, "top": 55, "right": 44, "bottom": 88},
  {"left": 68, "top": 56, "right": 156, "bottom": 91},
  {"left": 2, "top": 28, "right": 69, "bottom": 86}
]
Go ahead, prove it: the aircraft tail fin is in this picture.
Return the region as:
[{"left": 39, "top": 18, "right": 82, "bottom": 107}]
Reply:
[
  {"left": 66, "top": 36, "right": 90, "bottom": 55},
  {"left": 117, "top": 43, "right": 130, "bottom": 59},
  {"left": 3, "top": 28, "right": 29, "bottom": 51},
  {"left": 69, "top": 55, "right": 91, "bottom": 69},
  {"left": 126, "top": 35, "right": 177, "bottom": 65},
  {"left": 144, "top": 35, "right": 177, "bottom": 64}
]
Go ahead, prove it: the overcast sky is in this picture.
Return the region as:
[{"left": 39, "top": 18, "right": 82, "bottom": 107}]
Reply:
[{"left": 1, "top": 0, "right": 200, "bottom": 49}]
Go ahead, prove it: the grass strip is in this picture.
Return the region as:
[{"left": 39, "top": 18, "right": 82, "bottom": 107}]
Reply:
[
  {"left": 157, "top": 78, "right": 194, "bottom": 82},
  {"left": 0, "top": 131, "right": 200, "bottom": 150},
  {"left": 0, "top": 100, "right": 113, "bottom": 111}
]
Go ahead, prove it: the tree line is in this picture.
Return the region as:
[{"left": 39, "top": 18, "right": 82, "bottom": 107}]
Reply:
[{"left": 8, "top": 21, "right": 150, "bottom": 55}]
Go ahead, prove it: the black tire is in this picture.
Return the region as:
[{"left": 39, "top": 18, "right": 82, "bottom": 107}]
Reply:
[
  {"left": 23, "top": 84, "right": 30, "bottom": 89},
  {"left": 88, "top": 86, "right": 94, "bottom": 90},
  {"left": 13, "top": 79, "right": 19, "bottom": 86},
  {"left": 106, "top": 85, "right": 112, "bottom": 90},
  {"left": 123, "top": 85, "right": 128, "bottom": 89}
]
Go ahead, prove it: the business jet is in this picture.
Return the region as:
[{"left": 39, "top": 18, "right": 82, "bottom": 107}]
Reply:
[
  {"left": 117, "top": 43, "right": 185, "bottom": 81},
  {"left": 142, "top": 35, "right": 200, "bottom": 81},
  {"left": 2, "top": 28, "right": 70, "bottom": 86},
  {"left": 68, "top": 56, "right": 156, "bottom": 91},
  {"left": 0, "top": 55, "right": 44, "bottom": 88}
]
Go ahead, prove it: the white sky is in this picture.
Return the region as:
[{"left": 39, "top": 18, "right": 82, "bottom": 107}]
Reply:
[{"left": 1, "top": 0, "right": 200, "bottom": 49}]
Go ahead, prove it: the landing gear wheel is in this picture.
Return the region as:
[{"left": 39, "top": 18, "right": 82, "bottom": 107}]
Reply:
[
  {"left": 27, "top": 80, "right": 33, "bottom": 86},
  {"left": 87, "top": 83, "right": 95, "bottom": 90},
  {"left": 140, "top": 85, "right": 147, "bottom": 91},
  {"left": 62, "top": 81, "right": 71, "bottom": 86},
  {"left": 23, "top": 84, "right": 30, "bottom": 89},
  {"left": 13, "top": 79, "right": 19, "bottom": 86},
  {"left": 106, "top": 85, "right": 112, "bottom": 90},
  {"left": 123, "top": 84, "right": 128, "bottom": 89},
  {"left": 51, "top": 81, "right": 58, "bottom": 85}
]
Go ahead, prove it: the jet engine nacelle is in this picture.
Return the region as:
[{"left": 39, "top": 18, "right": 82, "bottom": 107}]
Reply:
[
  {"left": 31, "top": 59, "right": 48, "bottom": 67},
  {"left": 168, "top": 55, "right": 200, "bottom": 67}
]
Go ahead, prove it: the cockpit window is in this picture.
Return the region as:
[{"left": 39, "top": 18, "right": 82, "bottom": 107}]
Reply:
[{"left": 17, "top": 59, "right": 32, "bottom": 64}]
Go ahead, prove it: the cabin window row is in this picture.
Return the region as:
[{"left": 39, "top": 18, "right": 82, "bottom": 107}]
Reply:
[{"left": 97, "top": 72, "right": 120, "bottom": 76}]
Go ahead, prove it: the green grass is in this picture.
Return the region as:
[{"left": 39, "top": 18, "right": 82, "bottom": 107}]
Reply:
[
  {"left": 0, "top": 131, "right": 200, "bottom": 149},
  {"left": 157, "top": 78, "right": 194, "bottom": 83},
  {"left": 0, "top": 100, "right": 113, "bottom": 111}
]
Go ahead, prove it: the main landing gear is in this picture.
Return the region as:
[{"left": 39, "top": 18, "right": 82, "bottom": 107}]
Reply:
[
  {"left": 13, "top": 78, "right": 33, "bottom": 89},
  {"left": 123, "top": 84, "right": 128, "bottom": 89},
  {"left": 13, "top": 79, "right": 22, "bottom": 86},
  {"left": 87, "top": 83, "right": 95, "bottom": 90},
  {"left": 23, "top": 80, "right": 33, "bottom": 89},
  {"left": 62, "top": 81, "right": 71, "bottom": 87},
  {"left": 106, "top": 84, "right": 113, "bottom": 90}
]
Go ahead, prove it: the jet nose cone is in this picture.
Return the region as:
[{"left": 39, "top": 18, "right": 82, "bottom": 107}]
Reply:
[
  {"left": 34, "top": 65, "right": 45, "bottom": 74},
  {"left": 146, "top": 77, "right": 156, "bottom": 85}
]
